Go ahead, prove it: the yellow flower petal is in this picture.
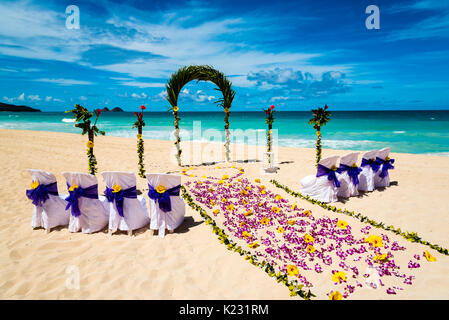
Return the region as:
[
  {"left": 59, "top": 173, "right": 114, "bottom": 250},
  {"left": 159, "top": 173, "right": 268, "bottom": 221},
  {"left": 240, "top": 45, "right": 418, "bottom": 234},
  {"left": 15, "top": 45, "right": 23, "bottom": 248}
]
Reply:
[
  {"left": 248, "top": 241, "right": 259, "bottom": 248},
  {"left": 337, "top": 220, "right": 348, "bottom": 229},
  {"left": 304, "top": 233, "right": 314, "bottom": 243},
  {"left": 332, "top": 271, "right": 347, "bottom": 284},
  {"left": 329, "top": 291, "right": 343, "bottom": 300},
  {"left": 287, "top": 265, "right": 299, "bottom": 277},
  {"left": 30, "top": 180, "right": 39, "bottom": 189},
  {"left": 425, "top": 250, "right": 436, "bottom": 262}
]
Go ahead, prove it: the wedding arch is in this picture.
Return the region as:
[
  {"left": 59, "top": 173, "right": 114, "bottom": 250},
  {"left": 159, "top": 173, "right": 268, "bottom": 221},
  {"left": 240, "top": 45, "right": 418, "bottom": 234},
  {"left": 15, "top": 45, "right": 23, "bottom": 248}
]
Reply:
[{"left": 166, "top": 65, "right": 236, "bottom": 166}]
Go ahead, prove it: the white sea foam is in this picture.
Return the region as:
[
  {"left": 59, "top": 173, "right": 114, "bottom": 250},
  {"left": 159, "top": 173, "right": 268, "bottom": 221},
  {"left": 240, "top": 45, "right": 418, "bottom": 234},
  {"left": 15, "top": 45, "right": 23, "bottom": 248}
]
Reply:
[
  {"left": 393, "top": 131, "right": 405, "bottom": 134},
  {"left": 62, "top": 118, "right": 75, "bottom": 123}
]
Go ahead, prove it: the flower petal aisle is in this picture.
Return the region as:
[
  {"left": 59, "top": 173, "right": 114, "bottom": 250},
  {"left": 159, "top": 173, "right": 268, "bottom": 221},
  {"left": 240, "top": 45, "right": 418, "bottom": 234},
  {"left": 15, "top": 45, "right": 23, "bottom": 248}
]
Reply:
[{"left": 183, "top": 166, "right": 435, "bottom": 300}]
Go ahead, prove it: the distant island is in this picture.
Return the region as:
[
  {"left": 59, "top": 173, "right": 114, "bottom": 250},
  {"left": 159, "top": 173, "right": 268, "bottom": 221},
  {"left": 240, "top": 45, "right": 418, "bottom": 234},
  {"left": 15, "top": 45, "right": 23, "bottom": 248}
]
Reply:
[
  {"left": 0, "top": 102, "right": 41, "bottom": 112},
  {"left": 101, "top": 107, "right": 124, "bottom": 112}
]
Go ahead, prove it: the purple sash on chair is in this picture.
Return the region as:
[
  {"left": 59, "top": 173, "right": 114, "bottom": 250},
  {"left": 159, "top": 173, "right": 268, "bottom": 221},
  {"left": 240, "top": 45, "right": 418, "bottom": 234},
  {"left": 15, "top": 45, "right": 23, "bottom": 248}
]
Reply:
[
  {"left": 377, "top": 157, "right": 395, "bottom": 179},
  {"left": 361, "top": 158, "right": 381, "bottom": 173},
  {"left": 147, "top": 184, "right": 181, "bottom": 212},
  {"left": 26, "top": 182, "right": 58, "bottom": 206},
  {"left": 316, "top": 164, "right": 341, "bottom": 188},
  {"left": 337, "top": 164, "right": 363, "bottom": 186},
  {"left": 104, "top": 186, "right": 137, "bottom": 217},
  {"left": 65, "top": 184, "right": 99, "bottom": 217}
]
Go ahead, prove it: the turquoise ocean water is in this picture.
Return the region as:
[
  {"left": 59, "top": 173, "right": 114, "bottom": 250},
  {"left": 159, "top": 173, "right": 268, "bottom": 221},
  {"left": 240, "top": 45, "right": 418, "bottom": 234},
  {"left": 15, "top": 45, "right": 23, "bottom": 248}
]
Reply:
[{"left": 1, "top": 111, "right": 448, "bottom": 155}]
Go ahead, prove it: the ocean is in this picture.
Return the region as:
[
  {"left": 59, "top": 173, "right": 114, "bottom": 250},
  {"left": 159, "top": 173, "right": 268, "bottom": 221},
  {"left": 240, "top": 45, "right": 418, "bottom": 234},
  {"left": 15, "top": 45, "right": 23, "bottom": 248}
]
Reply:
[{"left": 1, "top": 110, "right": 448, "bottom": 155}]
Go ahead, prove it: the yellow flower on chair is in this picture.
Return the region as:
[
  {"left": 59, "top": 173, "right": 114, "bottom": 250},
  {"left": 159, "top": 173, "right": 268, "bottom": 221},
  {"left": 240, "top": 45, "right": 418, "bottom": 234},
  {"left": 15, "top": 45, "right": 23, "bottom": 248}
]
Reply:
[
  {"left": 212, "top": 209, "right": 220, "bottom": 215},
  {"left": 255, "top": 178, "right": 261, "bottom": 183},
  {"left": 222, "top": 174, "right": 229, "bottom": 180},
  {"left": 277, "top": 226, "right": 284, "bottom": 234},
  {"left": 69, "top": 184, "right": 79, "bottom": 192},
  {"left": 30, "top": 180, "right": 39, "bottom": 189},
  {"left": 112, "top": 184, "right": 122, "bottom": 193},
  {"left": 155, "top": 184, "right": 167, "bottom": 194},
  {"left": 275, "top": 195, "right": 282, "bottom": 201},
  {"left": 86, "top": 141, "right": 94, "bottom": 148},
  {"left": 261, "top": 217, "right": 270, "bottom": 225}
]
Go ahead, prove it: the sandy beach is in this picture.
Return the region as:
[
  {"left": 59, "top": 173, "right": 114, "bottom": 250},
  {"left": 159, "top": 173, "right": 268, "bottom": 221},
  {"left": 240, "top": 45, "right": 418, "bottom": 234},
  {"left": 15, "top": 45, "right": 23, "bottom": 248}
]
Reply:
[{"left": 1, "top": 128, "right": 448, "bottom": 300}]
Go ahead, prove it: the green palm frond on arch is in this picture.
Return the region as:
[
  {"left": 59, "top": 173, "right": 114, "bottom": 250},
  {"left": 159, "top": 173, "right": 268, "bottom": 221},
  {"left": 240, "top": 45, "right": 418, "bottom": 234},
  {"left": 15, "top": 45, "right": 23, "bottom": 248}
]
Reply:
[{"left": 166, "top": 65, "right": 236, "bottom": 166}]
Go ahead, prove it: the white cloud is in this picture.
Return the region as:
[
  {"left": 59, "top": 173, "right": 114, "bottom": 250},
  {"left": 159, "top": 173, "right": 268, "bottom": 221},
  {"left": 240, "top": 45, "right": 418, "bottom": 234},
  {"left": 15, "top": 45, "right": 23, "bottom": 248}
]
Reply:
[
  {"left": 18, "top": 93, "right": 25, "bottom": 101},
  {"left": 45, "top": 96, "right": 52, "bottom": 101},
  {"left": 117, "top": 80, "right": 166, "bottom": 88},
  {"left": 131, "top": 92, "right": 148, "bottom": 99},
  {"left": 28, "top": 94, "right": 41, "bottom": 101},
  {"left": 34, "top": 78, "right": 94, "bottom": 86}
]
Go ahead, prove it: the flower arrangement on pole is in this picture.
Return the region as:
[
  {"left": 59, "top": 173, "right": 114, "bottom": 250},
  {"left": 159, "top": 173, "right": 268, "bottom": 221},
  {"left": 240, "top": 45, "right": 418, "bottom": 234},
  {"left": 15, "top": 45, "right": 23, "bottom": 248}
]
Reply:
[
  {"left": 133, "top": 105, "right": 146, "bottom": 178},
  {"left": 308, "top": 104, "right": 331, "bottom": 166},
  {"left": 263, "top": 105, "right": 275, "bottom": 165},
  {"left": 65, "top": 104, "right": 105, "bottom": 174}
]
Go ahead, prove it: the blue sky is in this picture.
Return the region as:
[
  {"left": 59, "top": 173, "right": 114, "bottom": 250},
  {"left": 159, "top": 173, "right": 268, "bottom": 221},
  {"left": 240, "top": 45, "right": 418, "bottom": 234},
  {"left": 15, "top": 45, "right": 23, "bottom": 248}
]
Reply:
[{"left": 0, "top": 0, "right": 448, "bottom": 111}]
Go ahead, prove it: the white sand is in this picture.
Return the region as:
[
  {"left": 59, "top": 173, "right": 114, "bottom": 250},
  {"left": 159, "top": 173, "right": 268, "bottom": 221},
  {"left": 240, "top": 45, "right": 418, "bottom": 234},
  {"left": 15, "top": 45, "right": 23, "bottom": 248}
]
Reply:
[{"left": 1, "top": 129, "right": 448, "bottom": 299}]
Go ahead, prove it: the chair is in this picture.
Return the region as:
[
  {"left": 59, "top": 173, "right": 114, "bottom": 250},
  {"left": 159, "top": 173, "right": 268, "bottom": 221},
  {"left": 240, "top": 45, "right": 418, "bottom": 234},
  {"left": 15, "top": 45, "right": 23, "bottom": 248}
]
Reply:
[
  {"left": 62, "top": 172, "right": 109, "bottom": 234},
  {"left": 300, "top": 156, "right": 340, "bottom": 203},
  {"left": 146, "top": 173, "right": 185, "bottom": 237},
  {"left": 337, "top": 152, "right": 362, "bottom": 198},
  {"left": 26, "top": 169, "right": 70, "bottom": 233},
  {"left": 374, "top": 147, "right": 394, "bottom": 188},
  {"left": 358, "top": 150, "right": 380, "bottom": 192},
  {"left": 101, "top": 171, "right": 150, "bottom": 235}
]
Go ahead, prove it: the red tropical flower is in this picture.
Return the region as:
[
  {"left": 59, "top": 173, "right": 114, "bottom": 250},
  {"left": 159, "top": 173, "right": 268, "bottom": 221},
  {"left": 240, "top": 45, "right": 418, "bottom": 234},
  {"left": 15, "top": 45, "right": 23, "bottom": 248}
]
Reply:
[
  {"left": 270, "top": 105, "right": 275, "bottom": 110},
  {"left": 95, "top": 109, "right": 102, "bottom": 116},
  {"left": 140, "top": 105, "right": 146, "bottom": 110},
  {"left": 324, "top": 104, "right": 328, "bottom": 110},
  {"left": 134, "top": 112, "right": 139, "bottom": 117}
]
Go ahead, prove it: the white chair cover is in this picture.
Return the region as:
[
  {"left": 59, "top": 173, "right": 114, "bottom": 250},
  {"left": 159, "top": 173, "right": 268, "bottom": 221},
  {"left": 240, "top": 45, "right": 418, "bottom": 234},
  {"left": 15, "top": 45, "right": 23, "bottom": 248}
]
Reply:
[
  {"left": 358, "top": 150, "right": 379, "bottom": 192},
  {"left": 300, "top": 156, "right": 340, "bottom": 203},
  {"left": 374, "top": 147, "right": 392, "bottom": 188},
  {"left": 146, "top": 173, "right": 185, "bottom": 238},
  {"left": 337, "top": 152, "right": 360, "bottom": 198},
  {"left": 100, "top": 171, "right": 150, "bottom": 232},
  {"left": 62, "top": 172, "right": 109, "bottom": 234},
  {"left": 27, "top": 169, "right": 70, "bottom": 230}
]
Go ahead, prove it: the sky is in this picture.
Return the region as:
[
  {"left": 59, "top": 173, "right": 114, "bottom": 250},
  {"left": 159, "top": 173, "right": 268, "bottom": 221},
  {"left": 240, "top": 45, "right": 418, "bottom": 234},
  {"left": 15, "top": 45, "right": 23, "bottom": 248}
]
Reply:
[{"left": 0, "top": 0, "right": 448, "bottom": 111}]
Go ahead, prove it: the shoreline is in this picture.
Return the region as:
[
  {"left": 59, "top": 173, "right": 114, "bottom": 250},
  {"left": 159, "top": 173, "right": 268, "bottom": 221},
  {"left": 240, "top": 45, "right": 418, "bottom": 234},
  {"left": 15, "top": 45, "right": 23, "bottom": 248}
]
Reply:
[{"left": 1, "top": 128, "right": 448, "bottom": 158}]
